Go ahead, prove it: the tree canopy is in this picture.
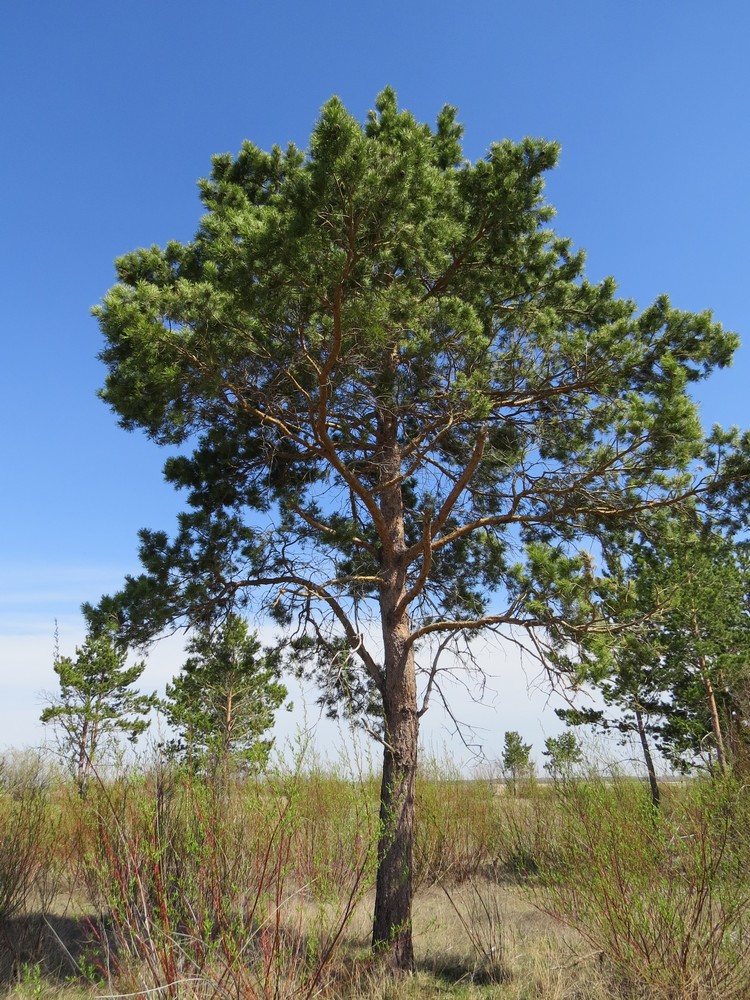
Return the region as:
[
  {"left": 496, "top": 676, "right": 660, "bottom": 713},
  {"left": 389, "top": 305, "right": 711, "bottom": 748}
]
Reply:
[
  {"left": 558, "top": 511, "right": 750, "bottom": 796},
  {"left": 89, "top": 89, "right": 737, "bottom": 969},
  {"left": 501, "top": 730, "right": 534, "bottom": 795},
  {"left": 646, "top": 520, "right": 750, "bottom": 771}
]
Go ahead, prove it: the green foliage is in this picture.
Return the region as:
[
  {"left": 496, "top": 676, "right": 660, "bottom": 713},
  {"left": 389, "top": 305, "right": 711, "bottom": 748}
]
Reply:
[
  {"left": 162, "top": 613, "right": 287, "bottom": 777},
  {"left": 500, "top": 731, "right": 533, "bottom": 796},
  {"left": 537, "top": 774, "right": 750, "bottom": 999},
  {"left": 542, "top": 732, "right": 582, "bottom": 780},
  {"left": 89, "top": 88, "right": 736, "bottom": 684},
  {"left": 651, "top": 522, "right": 750, "bottom": 770},
  {"left": 558, "top": 511, "right": 750, "bottom": 776},
  {"left": 40, "top": 626, "right": 156, "bottom": 794},
  {"left": 88, "top": 87, "right": 738, "bottom": 967}
]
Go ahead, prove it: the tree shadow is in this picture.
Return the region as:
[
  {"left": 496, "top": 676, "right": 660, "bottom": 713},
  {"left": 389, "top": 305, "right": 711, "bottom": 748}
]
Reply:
[{"left": 0, "top": 910, "right": 111, "bottom": 985}]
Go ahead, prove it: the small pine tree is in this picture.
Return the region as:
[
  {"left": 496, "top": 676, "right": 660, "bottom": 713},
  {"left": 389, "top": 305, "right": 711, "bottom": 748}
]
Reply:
[
  {"left": 41, "top": 625, "right": 156, "bottom": 794},
  {"left": 501, "top": 730, "right": 534, "bottom": 796},
  {"left": 542, "top": 731, "right": 583, "bottom": 781},
  {"left": 163, "top": 614, "right": 287, "bottom": 779}
]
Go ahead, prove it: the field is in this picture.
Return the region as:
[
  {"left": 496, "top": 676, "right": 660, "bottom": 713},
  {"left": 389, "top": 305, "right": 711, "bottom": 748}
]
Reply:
[{"left": 1, "top": 750, "right": 749, "bottom": 1000}]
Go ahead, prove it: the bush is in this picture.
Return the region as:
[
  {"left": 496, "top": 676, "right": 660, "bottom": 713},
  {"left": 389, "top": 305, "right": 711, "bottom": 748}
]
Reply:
[
  {"left": 81, "top": 757, "right": 377, "bottom": 999},
  {"left": 0, "top": 752, "right": 58, "bottom": 923},
  {"left": 415, "top": 759, "right": 497, "bottom": 886},
  {"left": 536, "top": 774, "right": 750, "bottom": 999}
]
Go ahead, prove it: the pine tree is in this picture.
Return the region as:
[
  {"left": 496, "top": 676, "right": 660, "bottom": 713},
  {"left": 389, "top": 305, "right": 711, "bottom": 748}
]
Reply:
[
  {"left": 653, "top": 523, "right": 750, "bottom": 773},
  {"left": 557, "top": 512, "right": 750, "bottom": 800},
  {"left": 88, "top": 89, "right": 736, "bottom": 969},
  {"left": 163, "top": 614, "right": 286, "bottom": 779},
  {"left": 501, "top": 730, "right": 533, "bottom": 795},
  {"left": 41, "top": 626, "right": 156, "bottom": 794},
  {"left": 542, "top": 731, "right": 583, "bottom": 782}
]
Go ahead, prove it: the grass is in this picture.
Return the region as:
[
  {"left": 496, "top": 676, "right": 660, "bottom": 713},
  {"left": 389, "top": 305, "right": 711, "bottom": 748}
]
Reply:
[{"left": 1, "top": 749, "right": 749, "bottom": 999}]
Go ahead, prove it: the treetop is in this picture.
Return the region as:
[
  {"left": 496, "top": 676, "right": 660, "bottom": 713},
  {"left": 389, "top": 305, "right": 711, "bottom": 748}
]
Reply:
[{"left": 91, "top": 89, "right": 738, "bottom": 683}]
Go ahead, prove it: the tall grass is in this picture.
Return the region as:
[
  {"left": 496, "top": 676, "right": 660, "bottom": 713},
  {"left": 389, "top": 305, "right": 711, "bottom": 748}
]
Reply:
[
  {"left": 4, "top": 747, "right": 750, "bottom": 999},
  {"left": 78, "top": 757, "right": 379, "bottom": 999},
  {"left": 535, "top": 772, "right": 750, "bottom": 999}
]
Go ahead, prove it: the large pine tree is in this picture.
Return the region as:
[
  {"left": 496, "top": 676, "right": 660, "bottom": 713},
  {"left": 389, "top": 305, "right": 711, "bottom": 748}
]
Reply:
[{"left": 89, "top": 90, "right": 736, "bottom": 969}]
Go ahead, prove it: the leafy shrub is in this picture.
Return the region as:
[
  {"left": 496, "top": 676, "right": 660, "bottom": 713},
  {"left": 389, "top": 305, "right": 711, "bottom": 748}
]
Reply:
[
  {"left": 0, "top": 753, "right": 57, "bottom": 922},
  {"left": 415, "top": 764, "right": 497, "bottom": 886},
  {"left": 536, "top": 774, "right": 750, "bottom": 999},
  {"left": 82, "top": 758, "right": 376, "bottom": 999}
]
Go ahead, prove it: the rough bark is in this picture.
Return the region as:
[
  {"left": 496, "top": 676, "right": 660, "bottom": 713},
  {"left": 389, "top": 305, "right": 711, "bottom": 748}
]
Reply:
[
  {"left": 76, "top": 718, "right": 89, "bottom": 799},
  {"left": 372, "top": 642, "right": 418, "bottom": 971},
  {"left": 700, "top": 662, "right": 727, "bottom": 771},
  {"left": 690, "top": 601, "right": 728, "bottom": 771},
  {"left": 634, "top": 707, "right": 661, "bottom": 809},
  {"left": 371, "top": 406, "right": 418, "bottom": 972}
]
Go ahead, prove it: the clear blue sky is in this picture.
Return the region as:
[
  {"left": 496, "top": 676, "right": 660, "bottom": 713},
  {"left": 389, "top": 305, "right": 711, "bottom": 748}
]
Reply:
[{"left": 1, "top": 1, "right": 748, "bottom": 762}]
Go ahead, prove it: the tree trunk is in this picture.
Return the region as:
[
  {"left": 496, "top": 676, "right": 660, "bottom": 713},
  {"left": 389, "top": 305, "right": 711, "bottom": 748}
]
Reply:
[
  {"left": 634, "top": 708, "right": 660, "bottom": 809},
  {"left": 371, "top": 405, "right": 418, "bottom": 973},
  {"left": 690, "top": 604, "right": 728, "bottom": 772},
  {"left": 372, "top": 623, "right": 418, "bottom": 972},
  {"left": 700, "top": 661, "right": 727, "bottom": 772},
  {"left": 76, "top": 718, "right": 90, "bottom": 798}
]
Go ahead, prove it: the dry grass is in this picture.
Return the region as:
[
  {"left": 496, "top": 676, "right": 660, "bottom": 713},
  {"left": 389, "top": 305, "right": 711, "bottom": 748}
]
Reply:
[{"left": 0, "top": 886, "right": 609, "bottom": 1000}]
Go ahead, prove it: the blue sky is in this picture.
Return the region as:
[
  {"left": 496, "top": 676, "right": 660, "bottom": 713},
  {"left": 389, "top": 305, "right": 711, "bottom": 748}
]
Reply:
[{"left": 1, "top": 1, "right": 748, "bottom": 763}]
